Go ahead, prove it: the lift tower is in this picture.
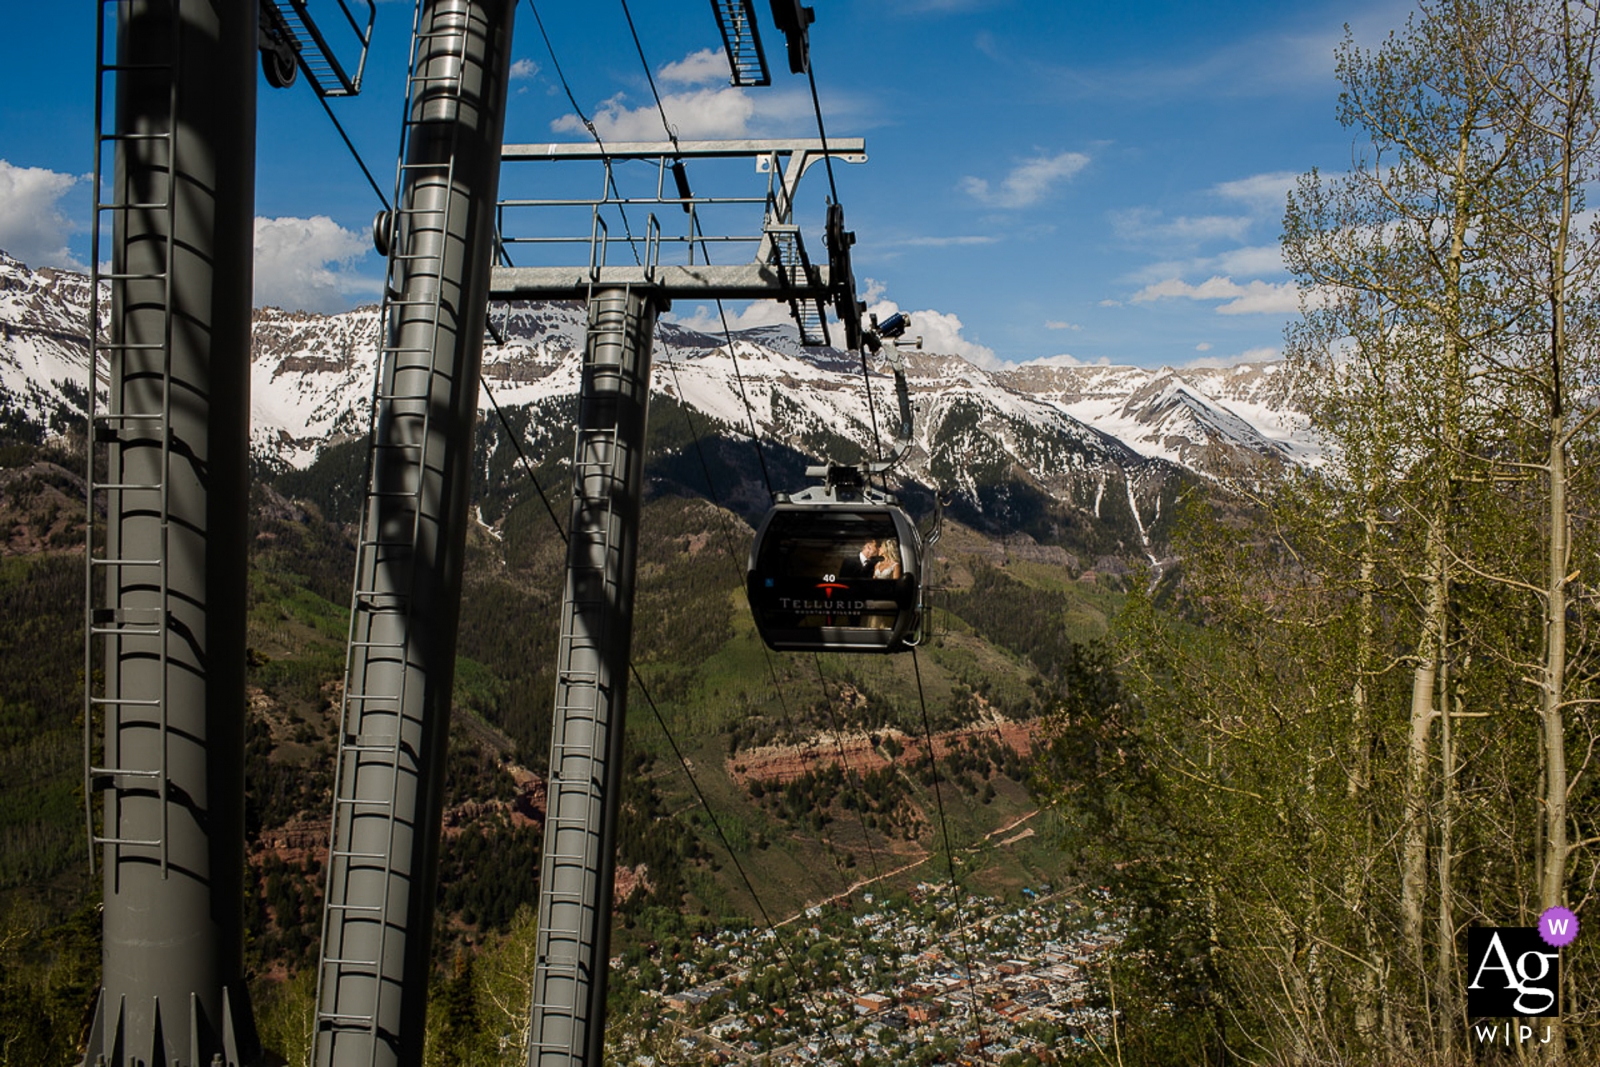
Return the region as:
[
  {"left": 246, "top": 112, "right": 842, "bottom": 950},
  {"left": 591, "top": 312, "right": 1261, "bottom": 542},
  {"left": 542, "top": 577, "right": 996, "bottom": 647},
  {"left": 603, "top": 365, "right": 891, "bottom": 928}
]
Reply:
[
  {"left": 311, "top": 3, "right": 515, "bottom": 1065},
  {"left": 489, "top": 137, "right": 865, "bottom": 1067},
  {"left": 81, "top": 1, "right": 261, "bottom": 1063}
]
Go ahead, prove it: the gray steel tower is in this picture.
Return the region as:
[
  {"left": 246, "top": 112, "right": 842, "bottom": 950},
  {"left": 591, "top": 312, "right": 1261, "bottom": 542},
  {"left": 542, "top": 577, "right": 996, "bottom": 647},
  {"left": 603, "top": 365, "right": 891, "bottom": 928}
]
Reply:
[
  {"left": 489, "top": 137, "right": 865, "bottom": 1067},
  {"left": 528, "top": 287, "right": 659, "bottom": 1066},
  {"left": 81, "top": 0, "right": 261, "bottom": 1064},
  {"left": 312, "top": 2, "right": 515, "bottom": 1065}
]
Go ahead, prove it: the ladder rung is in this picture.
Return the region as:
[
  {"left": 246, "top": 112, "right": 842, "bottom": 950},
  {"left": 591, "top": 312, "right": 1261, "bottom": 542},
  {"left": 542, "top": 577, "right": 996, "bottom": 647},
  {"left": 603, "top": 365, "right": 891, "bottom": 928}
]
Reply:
[
  {"left": 89, "top": 697, "right": 162, "bottom": 708},
  {"left": 97, "top": 272, "right": 170, "bottom": 282},
  {"left": 328, "top": 849, "right": 388, "bottom": 861},
  {"left": 97, "top": 200, "right": 172, "bottom": 212},
  {"left": 321, "top": 956, "right": 381, "bottom": 969},
  {"left": 546, "top": 813, "right": 602, "bottom": 830},
  {"left": 316, "top": 1011, "right": 377, "bottom": 1024},
  {"left": 323, "top": 902, "right": 384, "bottom": 914},
  {"left": 540, "top": 888, "right": 590, "bottom": 903},
  {"left": 91, "top": 607, "right": 162, "bottom": 624},
  {"left": 88, "top": 765, "right": 161, "bottom": 779},
  {"left": 96, "top": 63, "right": 176, "bottom": 75},
  {"left": 93, "top": 835, "right": 162, "bottom": 847}
]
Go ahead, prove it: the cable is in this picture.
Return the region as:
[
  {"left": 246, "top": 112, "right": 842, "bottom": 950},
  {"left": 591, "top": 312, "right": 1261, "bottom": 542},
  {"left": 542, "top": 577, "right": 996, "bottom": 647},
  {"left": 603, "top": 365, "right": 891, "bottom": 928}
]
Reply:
[
  {"left": 615, "top": 7, "right": 787, "bottom": 698},
  {"left": 480, "top": 377, "right": 569, "bottom": 545},
  {"left": 796, "top": 39, "right": 888, "bottom": 489},
  {"left": 613, "top": 2, "right": 775, "bottom": 499},
  {"left": 619, "top": 0, "right": 677, "bottom": 151},
  {"left": 525, "top": 0, "right": 645, "bottom": 267},
  {"left": 630, "top": 663, "right": 835, "bottom": 1022},
  {"left": 804, "top": 63, "right": 840, "bottom": 207},
  {"left": 658, "top": 354, "right": 793, "bottom": 719},
  {"left": 911, "top": 645, "right": 988, "bottom": 1056},
  {"left": 709, "top": 298, "right": 777, "bottom": 498},
  {"left": 481, "top": 303, "right": 841, "bottom": 922},
  {"left": 859, "top": 347, "right": 885, "bottom": 468},
  {"left": 311, "top": 90, "right": 391, "bottom": 211},
  {"left": 608, "top": 16, "right": 894, "bottom": 1010},
  {"left": 611, "top": 0, "right": 882, "bottom": 898},
  {"left": 811, "top": 654, "right": 884, "bottom": 886},
  {"left": 482, "top": 333, "right": 840, "bottom": 1026},
  {"left": 526, "top": 0, "right": 595, "bottom": 143}
]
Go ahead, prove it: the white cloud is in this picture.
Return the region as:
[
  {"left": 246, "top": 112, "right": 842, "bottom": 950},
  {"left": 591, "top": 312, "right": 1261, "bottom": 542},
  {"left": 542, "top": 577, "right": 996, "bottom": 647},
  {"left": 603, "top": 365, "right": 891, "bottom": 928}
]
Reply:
[
  {"left": 1214, "top": 282, "right": 1305, "bottom": 315},
  {"left": 659, "top": 48, "right": 728, "bottom": 87},
  {"left": 665, "top": 299, "right": 796, "bottom": 335},
  {"left": 1098, "top": 298, "right": 1123, "bottom": 307},
  {"left": 1124, "top": 245, "right": 1286, "bottom": 287},
  {"left": 893, "top": 0, "right": 1003, "bottom": 11},
  {"left": 552, "top": 86, "right": 815, "bottom": 141},
  {"left": 866, "top": 297, "right": 998, "bottom": 368},
  {"left": 1038, "top": 24, "right": 1346, "bottom": 100},
  {"left": 960, "top": 151, "right": 1089, "bottom": 209},
  {"left": 510, "top": 58, "right": 540, "bottom": 80},
  {"left": 670, "top": 293, "right": 1002, "bottom": 369},
  {"left": 1045, "top": 320, "right": 1080, "bottom": 331},
  {"left": 0, "top": 161, "right": 86, "bottom": 270},
  {"left": 1213, "top": 170, "right": 1299, "bottom": 213},
  {"left": 1195, "top": 342, "right": 1213, "bottom": 352},
  {"left": 1213, "top": 244, "right": 1286, "bottom": 276},
  {"left": 1183, "top": 346, "right": 1281, "bottom": 369},
  {"left": 253, "top": 216, "right": 380, "bottom": 313},
  {"left": 1131, "top": 275, "right": 1304, "bottom": 315},
  {"left": 1163, "top": 215, "right": 1252, "bottom": 242},
  {"left": 895, "top": 235, "right": 1000, "bottom": 248},
  {"left": 1112, "top": 207, "right": 1251, "bottom": 243},
  {"left": 1018, "top": 352, "right": 1110, "bottom": 368}
]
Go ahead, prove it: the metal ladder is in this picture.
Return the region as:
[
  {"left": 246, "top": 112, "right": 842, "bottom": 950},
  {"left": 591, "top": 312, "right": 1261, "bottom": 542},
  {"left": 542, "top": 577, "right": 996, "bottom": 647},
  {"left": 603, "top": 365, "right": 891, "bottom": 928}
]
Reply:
[
  {"left": 710, "top": 0, "right": 770, "bottom": 87},
  {"left": 767, "top": 223, "right": 830, "bottom": 347},
  {"left": 82, "top": 0, "right": 179, "bottom": 880},
  {"left": 312, "top": 1, "right": 470, "bottom": 1057},
  {"left": 528, "top": 289, "right": 631, "bottom": 1065},
  {"left": 260, "top": 0, "right": 377, "bottom": 97}
]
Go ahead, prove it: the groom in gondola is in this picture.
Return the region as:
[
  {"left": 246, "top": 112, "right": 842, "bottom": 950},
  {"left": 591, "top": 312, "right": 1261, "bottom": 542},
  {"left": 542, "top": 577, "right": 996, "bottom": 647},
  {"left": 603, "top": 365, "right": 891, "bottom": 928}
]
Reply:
[{"left": 841, "top": 536, "right": 882, "bottom": 580}]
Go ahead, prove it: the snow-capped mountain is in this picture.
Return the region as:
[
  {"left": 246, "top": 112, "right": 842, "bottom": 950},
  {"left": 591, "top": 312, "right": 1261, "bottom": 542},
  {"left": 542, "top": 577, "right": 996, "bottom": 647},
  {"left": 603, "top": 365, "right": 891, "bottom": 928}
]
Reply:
[{"left": 1, "top": 250, "right": 1315, "bottom": 552}]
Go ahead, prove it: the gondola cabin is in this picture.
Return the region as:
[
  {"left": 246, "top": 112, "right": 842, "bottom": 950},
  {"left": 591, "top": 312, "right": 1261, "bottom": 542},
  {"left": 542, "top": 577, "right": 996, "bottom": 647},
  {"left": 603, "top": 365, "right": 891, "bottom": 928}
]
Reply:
[{"left": 747, "top": 488, "right": 923, "bottom": 653}]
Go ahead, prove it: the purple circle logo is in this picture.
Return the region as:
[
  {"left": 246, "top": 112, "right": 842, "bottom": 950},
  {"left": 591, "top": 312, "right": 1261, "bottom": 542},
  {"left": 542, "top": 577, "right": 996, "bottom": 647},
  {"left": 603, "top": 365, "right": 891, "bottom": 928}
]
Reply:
[{"left": 1539, "top": 906, "right": 1579, "bottom": 948}]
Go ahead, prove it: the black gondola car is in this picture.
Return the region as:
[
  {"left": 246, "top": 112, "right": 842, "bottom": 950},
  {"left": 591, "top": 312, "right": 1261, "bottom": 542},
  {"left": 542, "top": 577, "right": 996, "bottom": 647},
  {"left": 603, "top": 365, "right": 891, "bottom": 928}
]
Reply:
[{"left": 747, "top": 493, "right": 923, "bottom": 653}]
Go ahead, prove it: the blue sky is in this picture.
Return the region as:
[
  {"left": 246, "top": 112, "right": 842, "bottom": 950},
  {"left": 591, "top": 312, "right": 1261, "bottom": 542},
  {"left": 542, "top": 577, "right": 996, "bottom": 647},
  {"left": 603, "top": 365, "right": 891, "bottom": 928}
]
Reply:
[{"left": 0, "top": 0, "right": 1410, "bottom": 369}]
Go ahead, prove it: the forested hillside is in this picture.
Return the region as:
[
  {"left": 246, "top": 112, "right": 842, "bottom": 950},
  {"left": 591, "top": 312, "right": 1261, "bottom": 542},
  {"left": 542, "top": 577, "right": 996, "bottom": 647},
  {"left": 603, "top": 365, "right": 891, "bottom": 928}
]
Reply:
[
  {"left": 1030, "top": 4, "right": 1600, "bottom": 1065},
  {"left": 0, "top": 388, "right": 1132, "bottom": 1064}
]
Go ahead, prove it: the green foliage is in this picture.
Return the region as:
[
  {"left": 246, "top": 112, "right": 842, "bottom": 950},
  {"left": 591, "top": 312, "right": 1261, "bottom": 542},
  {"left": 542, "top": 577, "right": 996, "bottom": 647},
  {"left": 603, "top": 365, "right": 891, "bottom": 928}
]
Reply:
[
  {"left": 271, "top": 438, "right": 369, "bottom": 526},
  {"left": 0, "top": 902, "right": 99, "bottom": 1067},
  {"left": 254, "top": 966, "right": 316, "bottom": 1067},
  {"left": 0, "top": 555, "right": 86, "bottom": 899}
]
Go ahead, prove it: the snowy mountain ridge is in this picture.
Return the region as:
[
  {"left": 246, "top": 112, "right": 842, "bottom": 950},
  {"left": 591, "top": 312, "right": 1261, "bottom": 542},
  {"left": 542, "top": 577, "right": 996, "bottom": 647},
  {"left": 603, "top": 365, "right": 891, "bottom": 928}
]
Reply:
[{"left": 0, "top": 250, "right": 1316, "bottom": 523}]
